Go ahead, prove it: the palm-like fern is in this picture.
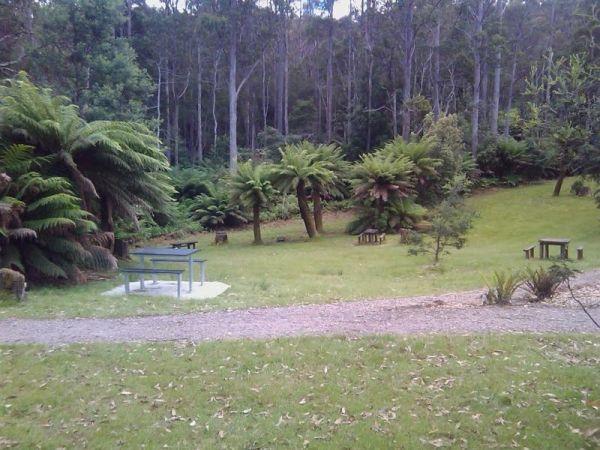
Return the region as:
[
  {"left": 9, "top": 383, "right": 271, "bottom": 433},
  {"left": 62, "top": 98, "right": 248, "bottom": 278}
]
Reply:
[
  {"left": 352, "top": 152, "right": 415, "bottom": 207},
  {"left": 0, "top": 145, "right": 116, "bottom": 282},
  {"left": 230, "top": 162, "right": 275, "bottom": 244},
  {"left": 0, "top": 73, "right": 173, "bottom": 233},
  {"left": 350, "top": 151, "right": 419, "bottom": 234},
  {"left": 187, "top": 187, "right": 247, "bottom": 231},
  {"left": 303, "top": 142, "right": 349, "bottom": 233},
  {"left": 0, "top": 74, "right": 169, "bottom": 282},
  {"left": 380, "top": 138, "right": 440, "bottom": 203},
  {"left": 271, "top": 143, "right": 333, "bottom": 238}
]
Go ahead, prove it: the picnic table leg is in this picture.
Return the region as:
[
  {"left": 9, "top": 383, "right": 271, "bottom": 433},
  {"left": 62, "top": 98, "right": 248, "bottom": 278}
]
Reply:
[
  {"left": 177, "top": 273, "right": 181, "bottom": 299},
  {"left": 539, "top": 243, "right": 543, "bottom": 259},
  {"left": 139, "top": 255, "right": 145, "bottom": 289},
  {"left": 188, "top": 255, "right": 193, "bottom": 292},
  {"left": 124, "top": 273, "right": 130, "bottom": 295},
  {"left": 151, "top": 259, "right": 157, "bottom": 284}
]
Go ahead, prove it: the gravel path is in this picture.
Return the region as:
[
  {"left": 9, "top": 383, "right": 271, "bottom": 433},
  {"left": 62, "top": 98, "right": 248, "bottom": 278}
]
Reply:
[{"left": 0, "top": 288, "right": 598, "bottom": 344}]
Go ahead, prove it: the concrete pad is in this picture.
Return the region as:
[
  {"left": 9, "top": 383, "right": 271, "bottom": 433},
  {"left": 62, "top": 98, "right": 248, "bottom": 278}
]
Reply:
[{"left": 102, "top": 281, "right": 230, "bottom": 300}]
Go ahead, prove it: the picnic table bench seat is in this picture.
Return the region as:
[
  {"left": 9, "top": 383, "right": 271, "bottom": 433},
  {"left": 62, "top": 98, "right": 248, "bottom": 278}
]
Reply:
[
  {"left": 150, "top": 258, "right": 207, "bottom": 285},
  {"left": 170, "top": 241, "right": 197, "bottom": 249},
  {"left": 523, "top": 245, "right": 535, "bottom": 259},
  {"left": 120, "top": 267, "right": 185, "bottom": 299},
  {"left": 358, "top": 229, "right": 385, "bottom": 245}
]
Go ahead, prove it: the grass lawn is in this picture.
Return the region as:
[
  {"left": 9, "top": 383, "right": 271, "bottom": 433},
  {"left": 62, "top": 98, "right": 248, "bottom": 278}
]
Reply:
[
  {"left": 0, "top": 334, "right": 598, "bottom": 448},
  {"left": 1, "top": 179, "right": 599, "bottom": 319}
]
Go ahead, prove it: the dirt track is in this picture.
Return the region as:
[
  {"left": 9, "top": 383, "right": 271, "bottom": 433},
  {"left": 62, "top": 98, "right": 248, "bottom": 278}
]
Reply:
[{"left": 0, "top": 288, "right": 597, "bottom": 344}]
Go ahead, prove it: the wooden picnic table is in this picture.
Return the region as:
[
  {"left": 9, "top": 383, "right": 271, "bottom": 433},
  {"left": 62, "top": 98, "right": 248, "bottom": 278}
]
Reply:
[
  {"left": 170, "top": 240, "right": 197, "bottom": 249},
  {"left": 358, "top": 228, "right": 386, "bottom": 245},
  {"left": 538, "top": 238, "right": 570, "bottom": 259},
  {"left": 130, "top": 247, "right": 199, "bottom": 292}
]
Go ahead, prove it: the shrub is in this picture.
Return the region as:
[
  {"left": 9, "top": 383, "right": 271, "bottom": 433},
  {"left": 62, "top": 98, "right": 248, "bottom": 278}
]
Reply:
[
  {"left": 348, "top": 150, "right": 421, "bottom": 234},
  {"left": 423, "top": 113, "right": 466, "bottom": 184},
  {"left": 570, "top": 179, "right": 590, "bottom": 197},
  {"left": 483, "top": 271, "right": 522, "bottom": 305},
  {"left": 477, "top": 137, "right": 549, "bottom": 183},
  {"left": 186, "top": 189, "right": 247, "bottom": 230},
  {"left": 408, "top": 197, "right": 475, "bottom": 264},
  {"left": 523, "top": 264, "right": 574, "bottom": 302}
]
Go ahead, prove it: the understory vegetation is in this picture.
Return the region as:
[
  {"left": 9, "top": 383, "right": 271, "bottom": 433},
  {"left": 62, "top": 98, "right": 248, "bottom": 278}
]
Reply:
[
  {"left": 1, "top": 334, "right": 598, "bottom": 448},
  {"left": 1, "top": 180, "right": 598, "bottom": 319},
  {"left": 0, "top": 75, "right": 172, "bottom": 283}
]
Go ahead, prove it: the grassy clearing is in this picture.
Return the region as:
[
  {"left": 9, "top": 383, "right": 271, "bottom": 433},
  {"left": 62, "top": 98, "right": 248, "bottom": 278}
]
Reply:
[
  {"left": 1, "top": 179, "right": 599, "bottom": 319},
  {"left": 0, "top": 334, "right": 598, "bottom": 448}
]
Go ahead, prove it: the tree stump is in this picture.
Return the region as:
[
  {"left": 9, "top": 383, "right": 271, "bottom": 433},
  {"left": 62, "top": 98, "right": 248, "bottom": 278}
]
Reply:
[
  {"left": 0, "top": 268, "right": 26, "bottom": 301},
  {"left": 215, "top": 230, "right": 228, "bottom": 245},
  {"left": 114, "top": 238, "right": 130, "bottom": 259}
]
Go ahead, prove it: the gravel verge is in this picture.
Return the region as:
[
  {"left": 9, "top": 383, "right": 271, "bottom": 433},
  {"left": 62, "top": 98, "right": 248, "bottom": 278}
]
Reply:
[{"left": 0, "top": 288, "right": 597, "bottom": 344}]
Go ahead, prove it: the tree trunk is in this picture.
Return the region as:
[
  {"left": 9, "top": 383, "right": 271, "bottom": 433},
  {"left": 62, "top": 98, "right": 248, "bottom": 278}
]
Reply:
[
  {"left": 261, "top": 52, "right": 268, "bottom": 129},
  {"left": 165, "top": 59, "right": 172, "bottom": 162},
  {"left": 366, "top": 55, "right": 373, "bottom": 149},
  {"left": 392, "top": 90, "right": 398, "bottom": 137},
  {"left": 401, "top": 0, "right": 414, "bottom": 142},
  {"left": 471, "top": 55, "right": 481, "bottom": 158},
  {"left": 490, "top": 1, "right": 504, "bottom": 138},
  {"left": 284, "top": 27, "right": 289, "bottom": 135},
  {"left": 345, "top": 23, "right": 353, "bottom": 144},
  {"left": 173, "top": 63, "right": 180, "bottom": 167},
  {"left": 553, "top": 170, "right": 566, "bottom": 197},
  {"left": 229, "top": 31, "right": 238, "bottom": 172},
  {"left": 297, "top": 180, "right": 317, "bottom": 238},
  {"left": 364, "top": 0, "right": 374, "bottom": 150},
  {"left": 480, "top": 56, "right": 489, "bottom": 126},
  {"left": 402, "top": 1, "right": 416, "bottom": 135},
  {"left": 503, "top": 45, "right": 517, "bottom": 137},
  {"left": 100, "top": 196, "right": 115, "bottom": 233},
  {"left": 275, "top": 37, "right": 284, "bottom": 133},
  {"left": 212, "top": 51, "right": 220, "bottom": 150},
  {"left": 470, "top": 0, "right": 484, "bottom": 158},
  {"left": 490, "top": 46, "right": 501, "bottom": 138},
  {"left": 275, "top": 5, "right": 287, "bottom": 135},
  {"left": 432, "top": 21, "right": 441, "bottom": 121},
  {"left": 125, "top": 0, "right": 132, "bottom": 38},
  {"left": 312, "top": 185, "right": 324, "bottom": 234},
  {"left": 252, "top": 203, "right": 262, "bottom": 244},
  {"left": 196, "top": 42, "right": 203, "bottom": 163},
  {"left": 326, "top": 1, "right": 335, "bottom": 142},
  {"left": 156, "top": 61, "right": 162, "bottom": 138}
]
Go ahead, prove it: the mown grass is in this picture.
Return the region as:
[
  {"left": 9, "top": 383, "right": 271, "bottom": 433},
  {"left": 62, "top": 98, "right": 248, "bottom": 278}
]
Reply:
[
  {"left": 0, "top": 334, "right": 598, "bottom": 448},
  {"left": 1, "top": 179, "right": 599, "bottom": 319}
]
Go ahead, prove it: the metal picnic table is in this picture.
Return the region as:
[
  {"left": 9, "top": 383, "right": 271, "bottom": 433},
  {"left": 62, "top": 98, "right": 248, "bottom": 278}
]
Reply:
[
  {"left": 538, "top": 238, "right": 570, "bottom": 259},
  {"left": 130, "top": 247, "right": 199, "bottom": 292}
]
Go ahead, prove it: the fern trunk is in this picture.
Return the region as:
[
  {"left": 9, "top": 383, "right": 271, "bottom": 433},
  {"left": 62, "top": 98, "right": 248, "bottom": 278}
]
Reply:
[
  {"left": 553, "top": 171, "right": 566, "bottom": 197},
  {"left": 312, "top": 186, "right": 324, "bottom": 234},
  {"left": 252, "top": 204, "right": 263, "bottom": 245},
  {"left": 297, "top": 180, "right": 316, "bottom": 238},
  {"left": 101, "top": 196, "right": 114, "bottom": 232}
]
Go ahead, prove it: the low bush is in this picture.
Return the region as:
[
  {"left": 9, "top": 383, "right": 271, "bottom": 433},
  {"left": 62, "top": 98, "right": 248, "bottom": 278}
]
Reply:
[
  {"left": 483, "top": 270, "right": 522, "bottom": 305},
  {"left": 570, "top": 179, "right": 591, "bottom": 197},
  {"left": 523, "top": 264, "right": 575, "bottom": 302},
  {"left": 477, "top": 137, "right": 550, "bottom": 184}
]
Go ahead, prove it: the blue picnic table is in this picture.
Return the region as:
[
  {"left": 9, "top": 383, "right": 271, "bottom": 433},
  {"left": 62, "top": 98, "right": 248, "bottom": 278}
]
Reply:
[{"left": 130, "top": 247, "right": 199, "bottom": 292}]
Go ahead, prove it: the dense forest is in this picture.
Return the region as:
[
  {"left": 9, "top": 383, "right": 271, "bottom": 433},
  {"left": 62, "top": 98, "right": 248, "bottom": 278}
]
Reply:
[
  {"left": 2, "top": 0, "right": 598, "bottom": 170},
  {"left": 1, "top": 0, "right": 599, "bottom": 283}
]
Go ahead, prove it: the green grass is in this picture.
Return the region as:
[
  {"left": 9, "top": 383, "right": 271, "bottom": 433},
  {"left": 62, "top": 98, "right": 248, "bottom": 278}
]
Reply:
[
  {"left": 0, "top": 334, "right": 598, "bottom": 448},
  {"left": 1, "top": 179, "right": 599, "bottom": 319}
]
